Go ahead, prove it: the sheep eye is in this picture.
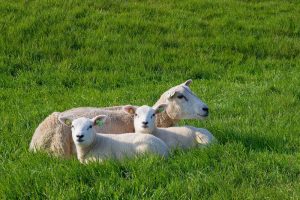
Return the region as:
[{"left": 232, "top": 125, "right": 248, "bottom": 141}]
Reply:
[
  {"left": 88, "top": 125, "right": 92, "bottom": 129},
  {"left": 152, "top": 113, "right": 155, "bottom": 117},
  {"left": 71, "top": 125, "right": 74, "bottom": 128},
  {"left": 134, "top": 114, "right": 138, "bottom": 117},
  {"left": 177, "top": 94, "right": 188, "bottom": 101}
]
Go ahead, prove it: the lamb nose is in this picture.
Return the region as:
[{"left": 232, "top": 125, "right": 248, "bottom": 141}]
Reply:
[
  {"left": 142, "top": 121, "right": 148, "bottom": 125},
  {"left": 202, "top": 107, "right": 209, "bottom": 112},
  {"left": 76, "top": 135, "right": 84, "bottom": 138}
]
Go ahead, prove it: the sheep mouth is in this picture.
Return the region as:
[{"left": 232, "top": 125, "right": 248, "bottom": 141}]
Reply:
[
  {"left": 142, "top": 125, "right": 148, "bottom": 128},
  {"left": 77, "top": 138, "right": 84, "bottom": 142},
  {"left": 197, "top": 114, "right": 208, "bottom": 118}
]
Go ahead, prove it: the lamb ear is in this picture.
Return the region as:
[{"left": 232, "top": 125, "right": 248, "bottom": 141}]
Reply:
[
  {"left": 154, "top": 104, "right": 168, "bottom": 114},
  {"left": 182, "top": 79, "right": 192, "bottom": 87},
  {"left": 58, "top": 117, "right": 72, "bottom": 127},
  {"left": 122, "top": 105, "right": 137, "bottom": 115},
  {"left": 92, "top": 115, "right": 107, "bottom": 127}
]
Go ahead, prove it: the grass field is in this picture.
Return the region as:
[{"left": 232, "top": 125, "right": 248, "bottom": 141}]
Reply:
[{"left": 1, "top": 0, "right": 300, "bottom": 199}]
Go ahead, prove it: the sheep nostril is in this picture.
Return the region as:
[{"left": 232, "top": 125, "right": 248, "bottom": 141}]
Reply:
[
  {"left": 76, "top": 135, "right": 84, "bottom": 138},
  {"left": 202, "top": 107, "right": 209, "bottom": 112},
  {"left": 142, "top": 121, "right": 148, "bottom": 125}
]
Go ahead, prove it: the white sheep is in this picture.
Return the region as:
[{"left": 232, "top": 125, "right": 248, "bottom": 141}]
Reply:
[
  {"left": 30, "top": 79, "right": 210, "bottom": 157},
  {"left": 123, "top": 104, "right": 215, "bottom": 149},
  {"left": 61, "top": 115, "right": 169, "bottom": 163}
]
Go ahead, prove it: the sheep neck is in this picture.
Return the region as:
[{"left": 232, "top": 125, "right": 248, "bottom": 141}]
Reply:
[
  {"left": 76, "top": 134, "right": 97, "bottom": 161},
  {"left": 155, "top": 110, "right": 179, "bottom": 127},
  {"left": 151, "top": 127, "right": 160, "bottom": 136},
  {"left": 154, "top": 89, "right": 179, "bottom": 127}
]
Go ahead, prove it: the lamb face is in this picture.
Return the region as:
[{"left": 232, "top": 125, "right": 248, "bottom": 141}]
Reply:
[
  {"left": 124, "top": 104, "right": 167, "bottom": 134},
  {"left": 71, "top": 118, "right": 95, "bottom": 147},
  {"left": 69, "top": 115, "right": 106, "bottom": 148},
  {"left": 164, "top": 79, "right": 209, "bottom": 120},
  {"left": 134, "top": 106, "right": 156, "bottom": 134}
]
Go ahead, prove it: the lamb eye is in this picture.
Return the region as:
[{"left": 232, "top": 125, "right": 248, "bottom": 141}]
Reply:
[
  {"left": 88, "top": 125, "right": 92, "bottom": 129},
  {"left": 134, "top": 114, "right": 138, "bottom": 117},
  {"left": 71, "top": 125, "right": 74, "bottom": 128},
  {"left": 152, "top": 113, "right": 155, "bottom": 117}
]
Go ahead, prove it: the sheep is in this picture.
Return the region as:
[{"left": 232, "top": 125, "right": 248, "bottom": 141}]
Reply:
[
  {"left": 61, "top": 115, "right": 168, "bottom": 163},
  {"left": 29, "top": 112, "right": 72, "bottom": 156},
  {"left": 123, "top": 104, "right": 215, "bottom": 149},
  {"left": 29, "top": 109, "right": 134, "bottom": 158},
  {"left": 29, "top": 79, "right": 209, "bottom": 157}
]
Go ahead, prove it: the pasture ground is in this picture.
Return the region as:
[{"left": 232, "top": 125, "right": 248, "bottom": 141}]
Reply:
[{"left": 0, "top": 0, "right": 300, "bottom": 199}]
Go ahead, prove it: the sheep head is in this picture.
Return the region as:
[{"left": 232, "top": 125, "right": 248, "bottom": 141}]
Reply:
[
  {"left": 123, "top": 104, "right": 167, "bottom": 134},
  {"left": 156, "top": 79, "right": 209, "bottom": 120},
  {"left": 60, "top": 115, "right": 107, "bottom": 147}
]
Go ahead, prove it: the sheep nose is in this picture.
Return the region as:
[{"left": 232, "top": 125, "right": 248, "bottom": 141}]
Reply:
[
  {"left": 76, "top": 135, "right": 84, "bottom": 139},
  {"left": 142, "top": 121, "right": 148, "bottom": 125},
  {"left": 202, "top": 107, "right": 209, "bottom": 113}
]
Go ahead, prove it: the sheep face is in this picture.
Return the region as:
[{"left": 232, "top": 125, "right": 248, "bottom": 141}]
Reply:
[
  {"left": 165, "top": 79, "right": 209, "bottom": 120},
  {"left": 124, "top": 104, "right": 167, "bottom": 134},
  {"left": 71, "top": 115, "right": 106, "bottom": 148}
]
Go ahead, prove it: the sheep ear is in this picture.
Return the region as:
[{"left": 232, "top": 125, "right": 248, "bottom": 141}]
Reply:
[
  {"left": 59, "top": 117, "right": 72, "bottom": 127},
  {"left": 92, "top": 115, "right": 106, "bottom": 127},
  {"left": 123, "top": 105, "right": 136, "bottom": 115},
  {"left": 154, "top": 104, "right": 168, "bottom": 114},
  {"left": 167, "top": 89, "right": 177, "bottom": 99},
  {"left": 182, "top": 79, "right": 192, "bottom": 87}
]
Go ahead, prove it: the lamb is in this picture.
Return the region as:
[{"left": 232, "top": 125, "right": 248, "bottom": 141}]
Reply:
[
  {"left": 61, "top": 115, "right": 168, "bottom": 163},
  {"left": 30, "top": 79, "right": 209, "bottom": 157},
  {"left": 123, "top": 104, "right": 215, "bottom": 149}
]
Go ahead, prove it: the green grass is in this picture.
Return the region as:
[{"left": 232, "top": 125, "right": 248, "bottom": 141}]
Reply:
[{"left": 1, "top": 0, "right": 300, "bottom": 199}]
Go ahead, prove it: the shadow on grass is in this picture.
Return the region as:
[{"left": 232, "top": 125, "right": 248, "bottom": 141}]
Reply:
[{"left": 215, "top": 128, "right": 298, "bottom": 154}]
